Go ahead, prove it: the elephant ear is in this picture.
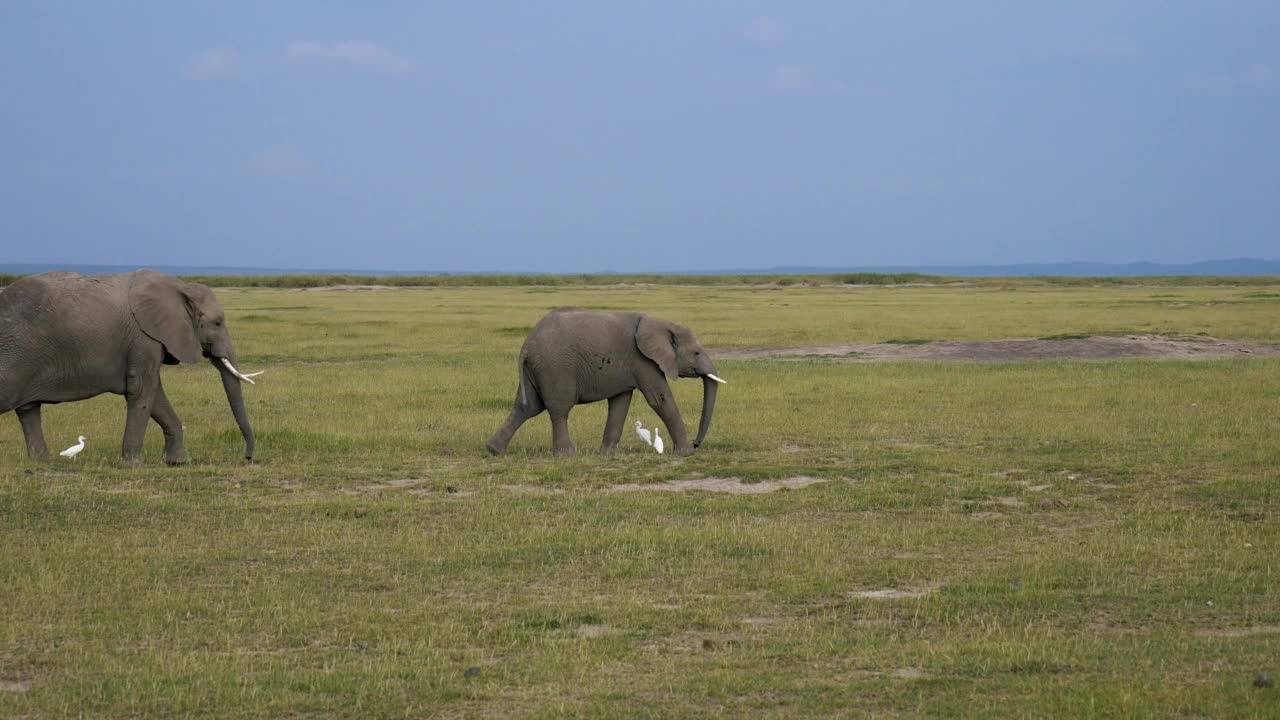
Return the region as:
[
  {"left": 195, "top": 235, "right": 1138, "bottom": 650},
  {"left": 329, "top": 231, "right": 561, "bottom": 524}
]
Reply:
[
  {"left": 128, "top": 270, "right": 203, "bottom": 364},
  {"left": 636, "top": 315, "right": 679, "bottom": 381}
]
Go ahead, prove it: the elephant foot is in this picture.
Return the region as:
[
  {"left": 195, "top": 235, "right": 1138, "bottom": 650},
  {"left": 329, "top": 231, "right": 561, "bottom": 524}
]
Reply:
[
  {"left": 23, "top": 440, "right": 50, "bottom": 463},
  {"left": 121, "top": 441, "right": 148, "bottom": 465},
  {"left": 165, "top": 450, "right": 191, "bottom": 466},
  {"left": 553, "top": 446, "right": 576, "bottom": 457},
  {"left": 484, "top": 441, "right": 504, "bottom": 456},
  {"left": 675, "top": 446, "right": 696, "bottom": 456}
]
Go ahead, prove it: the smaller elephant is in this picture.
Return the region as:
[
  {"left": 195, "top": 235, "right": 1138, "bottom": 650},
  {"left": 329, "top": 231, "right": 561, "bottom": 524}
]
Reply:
[
  {"left": 0, "top": 270, "right": 260, "bottom": 464},
  {"left": 486, "top": 308, "right": 725, "bottom": 456}
]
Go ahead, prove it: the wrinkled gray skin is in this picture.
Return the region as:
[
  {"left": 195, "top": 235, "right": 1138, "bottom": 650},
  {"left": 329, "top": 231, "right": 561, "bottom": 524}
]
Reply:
[
  {"left": 486, "top": 308, "right": 720, "bottom": 456},
  {"left": 0, "top": 270, "right": 254, "bottom": 464}
]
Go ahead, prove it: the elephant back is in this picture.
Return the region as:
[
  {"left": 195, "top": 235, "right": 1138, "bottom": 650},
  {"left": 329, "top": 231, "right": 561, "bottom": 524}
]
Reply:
[{"left": 0, "top": 272, "right": 109, "bottom": 330}]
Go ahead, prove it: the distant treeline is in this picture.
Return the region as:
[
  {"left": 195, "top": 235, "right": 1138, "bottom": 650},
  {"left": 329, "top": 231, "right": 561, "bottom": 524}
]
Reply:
[
  {"left": 177, "top": 272, "right": 948, "bottom": 288},
  {"left": 2, "top": 272, "right": 1278, "bottom": 289}
]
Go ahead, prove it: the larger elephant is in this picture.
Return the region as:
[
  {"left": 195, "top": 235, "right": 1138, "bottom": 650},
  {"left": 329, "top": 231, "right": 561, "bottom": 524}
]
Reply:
[
  {"left": 486, "top": 308, "right": 725, "bottom": 456},
  {"left": 0, "top": 270, "right": 259, "bottom": 464}
]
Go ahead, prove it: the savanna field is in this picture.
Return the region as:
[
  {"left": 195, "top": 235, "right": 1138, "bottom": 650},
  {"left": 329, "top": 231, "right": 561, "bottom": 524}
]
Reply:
[{"left": 2, "top": 278, "right": 1278, "bottom": 718}]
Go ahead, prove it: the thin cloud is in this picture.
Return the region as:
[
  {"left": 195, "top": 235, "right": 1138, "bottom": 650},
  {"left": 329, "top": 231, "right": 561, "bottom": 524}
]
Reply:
[
  {"left": 1052, "top": 36, "right": 1139, "bottom": 61},
  {"left": 252, "top": 145, "right": 304, "bottom": 178},
  {"left": 286, "top": 41, "right": 419, "bottom": 73},
  {"left": 1188, "top": 64, "right": 1272, "bottom": 95},
  {"left": 743, "top": 17, "right": 788, "bottom": 48},
  {"left": 768, "top": 65, "right": 814, "bottom": 94},
  {"left": 187, "top": 47, "right": 239, "bottom": 79}
]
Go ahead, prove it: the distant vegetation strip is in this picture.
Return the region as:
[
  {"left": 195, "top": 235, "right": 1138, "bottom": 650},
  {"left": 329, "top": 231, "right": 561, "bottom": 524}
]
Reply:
[
  {"left": 181, "top": 272, "right": 953, "bottom": 287},
  {"left": 2, "top": 272, "right": 1278, "bottom": 289}
]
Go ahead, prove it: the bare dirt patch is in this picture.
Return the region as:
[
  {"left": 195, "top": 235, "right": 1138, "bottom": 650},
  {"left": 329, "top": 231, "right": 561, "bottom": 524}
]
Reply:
[
  {"left": 989, "top": 496, "right": 1026, "bottom": 507},
  {"left": 1193, "top": 625, "right": 1280, "bottom": 638},
  {"left": 572, "top": 624, "right": 617, "bottom": 639},
  {"left": 361, "top": 477, "right": 426, "bottom": 491},
  {"left": 644, "top": 631, "right": 743, "bottom": 655},
  {"left": 715, "top": 335, "right": 1280, "bottom": 363},
  {"left": 611, "top": 476, "right": 832, "bottom": 494},
  {"left": 849, "top": 587, "right": 934, "bottom": 600},
  {"left": 499, "top": 484, "right": 567, "bottom": 495},
  {"left": 0, "top": 679, "right": 33, "bottom": 693}
]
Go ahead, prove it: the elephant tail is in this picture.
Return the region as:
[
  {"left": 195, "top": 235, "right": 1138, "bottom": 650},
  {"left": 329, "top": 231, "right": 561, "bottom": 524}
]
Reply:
[{"left": 517, "top": 353, "right": 535, "bottom": 409}]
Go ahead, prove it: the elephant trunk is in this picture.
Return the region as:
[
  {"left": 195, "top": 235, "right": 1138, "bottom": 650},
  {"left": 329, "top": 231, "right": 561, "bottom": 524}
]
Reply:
[
  {"left": 212, "top": 353, "right": 255, "bottom": 460},
  {"left": 693, "top": 374, "right": 718, "bottom": 448}
]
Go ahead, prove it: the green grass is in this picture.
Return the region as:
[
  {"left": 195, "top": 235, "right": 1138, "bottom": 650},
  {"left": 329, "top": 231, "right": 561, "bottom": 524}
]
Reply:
[{"left": 2, "top": 282, "right": 1279, "bottom": 717}]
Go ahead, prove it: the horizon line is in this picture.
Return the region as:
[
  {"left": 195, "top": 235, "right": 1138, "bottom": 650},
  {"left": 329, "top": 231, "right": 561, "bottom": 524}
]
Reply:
[{"left": 4, "top": 258, "right": 1280, "bottom": 278}]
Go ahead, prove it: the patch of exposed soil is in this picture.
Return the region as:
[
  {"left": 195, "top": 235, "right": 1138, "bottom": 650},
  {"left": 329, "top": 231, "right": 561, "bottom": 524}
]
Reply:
[
  {"left": 361, "top": 477, "right": 426, "bottom": 491},
  {"left": 611, "top": 476, "right": 832, "bottom": 494},
  {"left": 988, "top": 496, "right": 1026, "bottom": 507},
  {"left": 572, "top": 624, "right": 617, "bottom": 639},
  {"left": 715, "top": 335, "right": 1280, "bottom": 363},
  {"left": 0, "top": 679, "right": 33, "bottom": 693},
  {"left": 499, "top": 484, "right": 567, "bottom": 495},
  {"left": 1193, "top": 625, "right": 1280, "bottom": 638},
  {"left": 386, "top": 478, "right": 426, "bottom": 488},
  {"left": 644, "top": 631, "right": 742, "bottom": 655},
  {"left": 849, "top": 587, "right": 934, "bottom": 600}
]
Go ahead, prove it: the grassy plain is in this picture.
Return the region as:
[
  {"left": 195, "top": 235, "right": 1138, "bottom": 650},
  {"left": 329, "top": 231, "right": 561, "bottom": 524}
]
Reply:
[{"left": 2, "top": 281, "right": 1279, "bottom": 718}]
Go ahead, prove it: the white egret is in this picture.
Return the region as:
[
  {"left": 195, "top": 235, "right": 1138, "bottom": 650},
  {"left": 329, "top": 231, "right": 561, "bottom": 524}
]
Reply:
[
  {"left": 60, "top": 436, "right": 86, "bottom": 460},
  {"left": 634, "top": 420, "right": 653, "bottom": 446},
  {"left": 652, "top": 427, "right": 664, "bottom": 455}
]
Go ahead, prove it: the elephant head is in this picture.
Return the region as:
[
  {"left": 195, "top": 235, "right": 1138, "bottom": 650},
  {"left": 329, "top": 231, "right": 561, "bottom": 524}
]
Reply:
[
  {"left": 636, "top": 315, "right": 724, "bottom": 448},
  {"left": 128, "top": 270, "right": 257, "bottom": 459}
]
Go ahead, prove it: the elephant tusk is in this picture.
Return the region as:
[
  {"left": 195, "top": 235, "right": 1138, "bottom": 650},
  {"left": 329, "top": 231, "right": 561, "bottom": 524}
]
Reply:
[
  {"left": 220, "top": 357, "right": 261, "bottom": 385},
  {"left": 706, "top": 373, "right": 727, "bottom": 384}
]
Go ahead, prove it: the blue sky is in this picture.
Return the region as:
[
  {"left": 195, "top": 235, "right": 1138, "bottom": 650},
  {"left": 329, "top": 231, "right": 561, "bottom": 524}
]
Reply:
[{"left": 2, "top": 2, "right": 1277, "bottom": 272}]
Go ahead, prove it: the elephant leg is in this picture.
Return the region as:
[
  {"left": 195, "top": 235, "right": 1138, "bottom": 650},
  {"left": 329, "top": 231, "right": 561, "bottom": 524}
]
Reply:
[
  {"left": 600, "top": 391, "right": 633, "bottom": 453},
  {"left": 549, "top": 406, "right": 575, "bottom": 456},
  {"left": 15, "top": 403, "right": 50, "bottom": 462},
  {"left": 122, "top": 372, "right": 157, "bottom": 464},
  {"left": 486, "top": 389, "right": 546, "bottom": 456},
  {"left": 149, "top": 380, "right": 189, "bottom": 465},
  {"left": 642, "top": 384, "right": 693, "bottom": 455}
]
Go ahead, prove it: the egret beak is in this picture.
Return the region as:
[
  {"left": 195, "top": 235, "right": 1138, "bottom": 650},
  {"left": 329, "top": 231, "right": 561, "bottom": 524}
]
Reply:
[
  {"left": 706, "top": 373, "right": 727, "bottom": 384},
  {"left": 220, "top": 358, "right": 263, "bottom": 385}
]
